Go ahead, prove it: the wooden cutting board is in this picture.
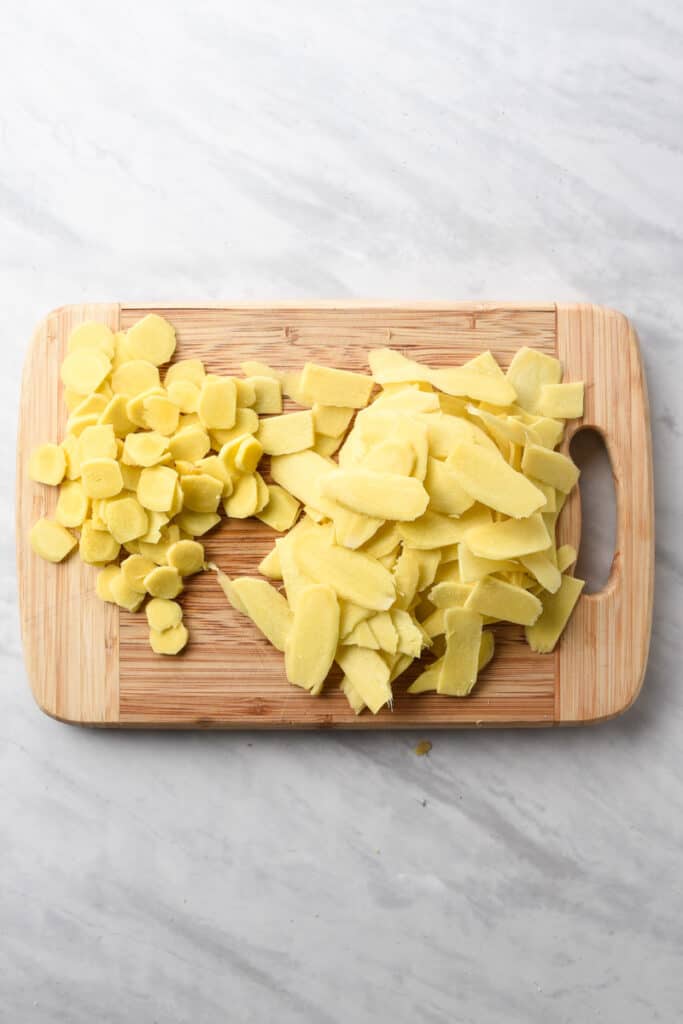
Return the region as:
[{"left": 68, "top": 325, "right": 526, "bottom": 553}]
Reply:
[{"left": 16, "top": 303, "right": 654, "bottom": 728}]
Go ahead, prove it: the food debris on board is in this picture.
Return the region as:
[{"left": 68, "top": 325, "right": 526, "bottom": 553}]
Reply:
[{"left": 28, "top": 315, "right": 585, "bottom": 713}]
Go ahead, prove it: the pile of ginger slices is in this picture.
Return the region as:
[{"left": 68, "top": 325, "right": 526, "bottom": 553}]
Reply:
[{"left": 28, "top": 315, "right": 585, "bottom": 715}]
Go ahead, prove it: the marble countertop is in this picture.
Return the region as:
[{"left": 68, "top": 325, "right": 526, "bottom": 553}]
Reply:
[{"left": 2, "top": 2, "right": 682, "bottom": 1021}]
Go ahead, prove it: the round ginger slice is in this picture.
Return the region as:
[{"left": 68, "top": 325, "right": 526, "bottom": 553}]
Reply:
[
  {"left": 81, "top": 457, "right": 123, "bottom": 499},
  {"left": 104, "top": 496, "right": 149, "bottom": 543},
  {"left": 146, "top": 597, "right": 183, "bottom": 632},
  {"left": 67, "top": 321, "right": 115, "bottom": 358},
  {"left": 30, "top": 518, "right": 77, "bottom": 563},
  {"left": 144, "top": 565, "right": 183, "bottom": 599},
  {"left": 61, "top": 349, "right": 111, "bottom": 395},
  {"left": 96, "top": 565, "right": 121, "bottom": 602},
  {"left": 56, "top": 480, "right": 89, "bottom": 527},
  {"left": 111, "top": 360, "right": 160, "bottom": 397},
  {"left": 167, "top": 539, "right": 204, "bottom": 576},
  {"left": 126, "top": 314, "right": 176, "bottom": 366},
  {"left": 149, "top": 622, "right": 188, "bottom": 655},
  {"left": 120, "top": 554, "right": 157, "bottom": 593},
  {"left": 29, "top": 443, "right": 66, "bottom": 485}
]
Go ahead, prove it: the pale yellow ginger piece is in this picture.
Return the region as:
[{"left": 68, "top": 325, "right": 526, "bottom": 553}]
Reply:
[
  {"left": 466, "top": 404, "right": 528, "bottom": 448},
  {"left": 253, "top": 472, "right": 270, "bottom": 515},
  {"left": 421, "top": 411, "right": 497, "bottom": 458},
  {"left": 556, "top": 544, "right": 577, "bottom": 573},
  {"left": 391, "top": 547, "right": 420, "bottom": 609},
  {"left": 96, "top": 565, "right": 120, "bottom": 602},
  {"left": 181, "top": 473, "right": 222, "bottom": 514},
  {"left": 110, "top": 331, "right": 133, "bottom": 371},
  {"left": 64, "top": 388, "right": 86, "bottom": 411},
  {"left": 524, "top": 478, "right": 556, "bottom": 513},
  {"left": 61, "top": 434, "right": 82, "bottom": 480},
  {"left": 98, "top": 395, "right": 136, "bottom": 437},
  {"left": 429, "top": 581, "right": 474, "bottom": 609},
  {"left": 368, "top": 348, "right": 434, "bottom": 385},
  {"left": 120, "top": 463, "right": 142, "bottom": 492},
  {"left": 284, "top": 583, "right": 339, "bottom": 691},
  {"left": 361, "top": 438, "right": 415, "bottom": 476},
  {"left": 256, "top": 485, "right": 301, "bottom": 533},
  {"left": 538, "top": 382, "right": 584, "bottom": 419},
  {"left": 258, "top": 410, "right": 315, "bottom": 456},
  {"left": 111, "top": 359, "right": 160, "bottom": 397},
  {"left": 339, "top": 601, "right": 373, "bottom": 638},
  {"left": 78, "top": 521, "right": 120, "bottom": 564},
  {"left": 299, "top": 362, "right": 373, "bottom": 409},
  {"left": 448, "top": 442, "right": 546, "bottom": 518},
  {"left": 392, "top": 608, "right": 425, "bottom": 657},
  {"left": 324, "top": 504, "right": 382, "bottom": 550},
  {"left": 142, "top": 395, "right": 180, "bottom": 436},
  {"left": 526, "top": 574, "right": 585, "bottom": 652},
  {"left": 521, "top": 444, "right": 579, "bottom": 494},
  {"left": 121, "top": 431, "right": 168, "bottom": 467},
  {"left": 457, "top": 543, "right": 518, "bottom": 584},
  {"left": 144, "top": 565, "right": 183, "bottom": 599},
  {"left": 437, "top": 608, "right": 483, "bottom": 696},
  {"left": 194, "top": 455, "right": 233, "bottom": 495},
  {"left": 61, "top": 349, "right": 111, "bottom": 395},
  {"left": 524, "top": 416, "right": 564, "bottom": 449},
  {"left": 243, "top": 375, "right": 282, "bottom": 415},
  {"left": 388, "top": 652, "right": 414, "bottom": 684},
  {"left": 505, "top": 347, "right": 562, "bottom": 413},
  {"left": 55, "top": 480, "right": 89, "bottom": 528},
  {"left": 465, "top": 512, "right": 551, "bottom": 560},
  {"left": 146, "top": 598, "right": 183, "bottom": 632},
  {"left": 104, "top": 496, "right": 149, "bottom": 543},
  {"left": 198, "top": 377, "right": 237, "bottom": 430},
  {"left": 336, "top": 646, "right": 392, "bottom": 714},
  {"left": 399, "top": 505, "right": 492, "bottom": 550},
  {"left": 126, "top": 313, "right": 176, "bottom": 366},
  {"left": 209, "top": 410, "right": 260, "bottom": 450},
  {"left": 438, "top": 393, "right": 469, "bottom": 417},
  {"left": 167, "top": 539, "right": 204, "bottom": 575},
  {"left": 225, "top": 576, "right": 293, "bottom": 651},
  {"left": 109, "top": 570, "right": 145, "bottom": 612},
  {"left": 277, "top": 532, "right": 317, "bottom": 610},
  {"left": 164, "top": 358, "right": 205, "bottom": 388},
  {"left": 367, "top": 611, "right": 398, "bottom": 654},
  {"left": 412, "top": 549, "right": 441, "bottom": 592},
  {"left": 343, "top": 619, "right": 380, "bottom": 649},
  {"left": 167, "top": 424, "right": 210, "bottom": 462},
  {"left": 293, "top": 527, "right": 395, "bottom": 611},
  {"left": 258, "top": 545, "right": 282, "bottom": 579},
  {"left": 312, "top": 404, "right": 354, "bottom": 437},
  {"left": 360, "top": 522, "right": 401, "bottom": 559},
  {"left": 465, "top": 576, "right": 542, "bottom": 626},
  {"left": 407, "top": 658, "right": 443, "bottom": 694},
  {"left": 373, "top": 386, "right": 439, "bottom": 415},
  {"left": 174, "top": 510, "right": 221, "bottom": 536},
  {"left": 439, "top": 542, "right": 459, "bottom": 563},
  {"left": 311, "top": 434, "right": 342, "bottom": 457},
  {"left": 341, "top": 676, "right": 366, "bottom": 715},
  {"left": 320, "top": 469, "right": 428, "bottom": 521},
  {"left": 234, "top": 379, "right": 256, "bottom": 407},
  {"left": 240, "top": 359, "right": 280, "bottom": 380},
  {"left": 167, "top": 379, "right": 200, "bottom": 413},
  {"left": 79, "top": 424, "right": 117, "bottom": 462},
  {"left": 67, "top": 321, "right": 115, "bottom": 358},
  {"left": 420, "top": 608, "right": 446, "bottom": 639},
  {"left": 120, "top": 554, "right": 157, "bottom": 594},
  {"left": 432, "top": 363, "right": 516, "bottom": 407},
  {"left": 520, "top": 551, "right": 561, "bottom": 594},
  {"left": 125, "top": 387, "right": 165, "bottom": 429},
  {"left": 224, "top": 473, "right": 259, "bottom": 518},
  {"left": 235, "top": 435, "right": 263, "bottom": 473},
  {"left": 29, "top": 443, "right": 66, "bottom": 485},
  {"left": 409, "top": 629, "right": 494, "bottom": 693},
  {"left": 150, "top": 623, "right": 189, "bottom": 655},
  {"left": 81, "top": 457, "right": 123, "bottom": 499},
  {"left": 137, "top": 465, "right": 178, "bottom": 512},
  {"left": 270, "top": 450, "right": 336, "bottom": 509},
  {"left": 30, "top": 518, "right": 76, "bottom": 562},
  {"left": 65, "top": 412, "right": 99, "bottom": 437},
  {"left": 423, "top": 457, "right": 474, "bottom": 515},
  {"left": 139, "top": 509, "right": 168, "bottom": 544},
  {"left": 72, "top": 392, "right": 109, "bottom": 417}
]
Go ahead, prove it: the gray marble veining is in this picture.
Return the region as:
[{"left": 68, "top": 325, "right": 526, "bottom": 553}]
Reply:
[{"left": 1, "top": 1, "right": 682, "bottom": 1021}]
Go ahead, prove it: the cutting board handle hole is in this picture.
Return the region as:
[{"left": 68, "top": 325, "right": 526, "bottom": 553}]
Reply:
[{"left": 569, "top": 427, "right": 617, "bottom": 594}]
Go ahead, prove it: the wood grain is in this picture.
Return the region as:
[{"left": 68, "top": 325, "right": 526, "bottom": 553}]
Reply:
[{"left": 17, "top": 303, "right": 653, "bottom": 728}]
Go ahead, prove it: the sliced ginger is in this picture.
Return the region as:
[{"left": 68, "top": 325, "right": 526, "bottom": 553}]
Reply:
[{"left": 30, "top": 316, "right": 584, "bottom": 676}]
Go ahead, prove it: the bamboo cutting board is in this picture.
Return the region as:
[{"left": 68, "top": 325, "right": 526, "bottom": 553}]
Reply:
[{"left": 16, "top": 303, "right": 654, "bottom": 728}]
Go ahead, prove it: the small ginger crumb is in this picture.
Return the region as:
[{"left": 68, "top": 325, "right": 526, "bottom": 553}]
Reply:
[{"left": 415, "top": 740, "right": 432, "bottom": 756}]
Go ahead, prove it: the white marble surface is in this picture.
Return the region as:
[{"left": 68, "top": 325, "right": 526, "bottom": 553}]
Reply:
[{"left": 2, "top": 1, "right": 682, "bottom": 1021}]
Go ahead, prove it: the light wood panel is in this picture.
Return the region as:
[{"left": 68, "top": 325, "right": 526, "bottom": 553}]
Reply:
[{"left": 17, "top": 303, "right": 653, "bottom": 728}]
